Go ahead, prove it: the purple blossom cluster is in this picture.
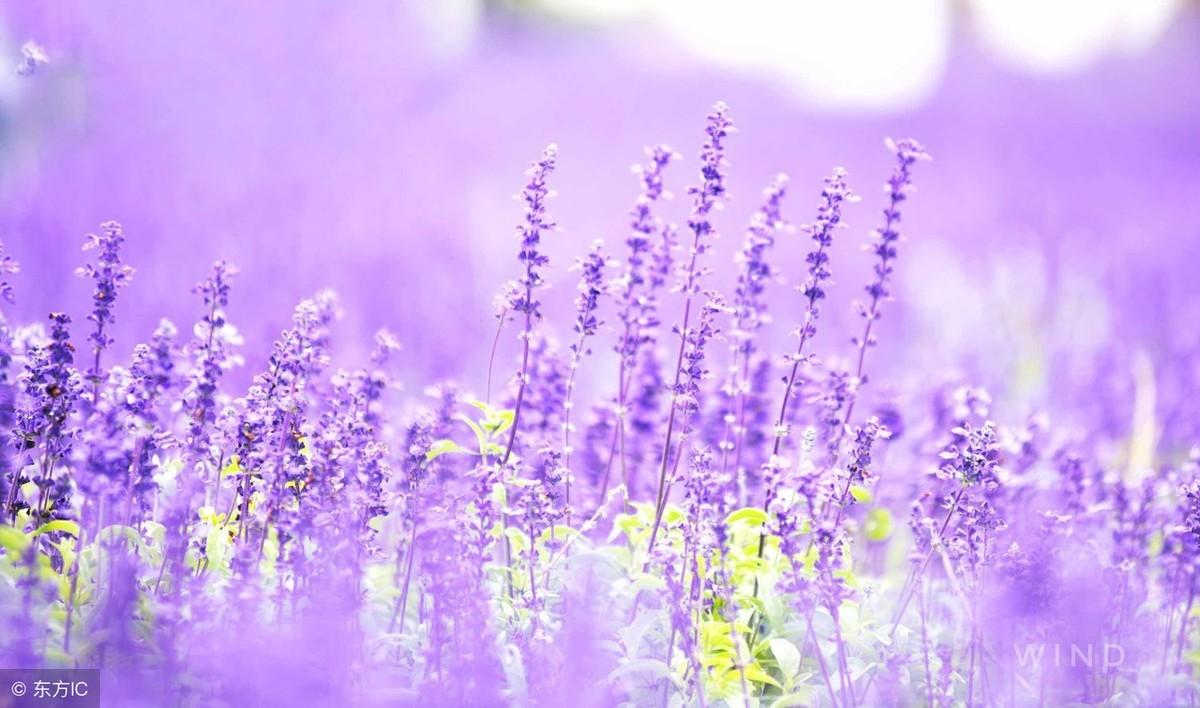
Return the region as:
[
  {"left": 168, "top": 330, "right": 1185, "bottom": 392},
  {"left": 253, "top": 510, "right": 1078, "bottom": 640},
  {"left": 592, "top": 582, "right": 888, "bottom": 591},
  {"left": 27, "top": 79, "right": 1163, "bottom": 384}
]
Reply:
[{"left": 0, "top": 103, "right": 1197, "bottom": 708}]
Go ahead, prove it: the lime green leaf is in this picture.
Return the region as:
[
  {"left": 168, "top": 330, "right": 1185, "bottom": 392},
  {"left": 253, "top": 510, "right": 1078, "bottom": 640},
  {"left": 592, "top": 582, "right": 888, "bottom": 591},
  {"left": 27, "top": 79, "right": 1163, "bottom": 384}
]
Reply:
[
  {"left": 503, "top": 526, "right": 529, "bottom": 554},
  {"left": 849, "top": 485, "right": 872, "bottom": 504},
  {"left": 0, "top": 525, "right": 30, "bottom": 553},
  {"left": 454, "top": 414, "right": 488, "bottom": 450},
  {"left": 538, "top": 524, "right": 579, "bottom": 546},
  {"left": 426, "top": 438, "right": 472, "bottom": 461},
  {"left": 743, "top": 662, "right": 783, "bottom": 689},
  {"left": 32, "top": 520, "right": 80, "bottom": 538},
  {"left": 485, "top": 409, "right": 515, "bottom": 436},
  {"left": 725, "top": 507, "right": 769, "bottom": 527},
  {"left": 1148, "top": 530, "right": 1165, "bottom": 557},
  {"left": 220, "top": 455, "right": 243, "bottom": 477},
  {"left": 865, "top": 508, "right": 894, "bottom": 542}
]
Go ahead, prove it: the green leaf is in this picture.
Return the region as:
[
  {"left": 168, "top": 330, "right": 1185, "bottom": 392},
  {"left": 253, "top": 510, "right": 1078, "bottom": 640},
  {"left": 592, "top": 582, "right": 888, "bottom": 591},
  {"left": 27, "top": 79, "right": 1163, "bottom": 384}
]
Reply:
[
  {"left": 1148, "top": 530, "right": 1165, "bottom": 557},
  {"left": 220, "top": 455, "right": 244, "bottom": 477},
  {"left": 769, "top": 637, "right": 802, "bottom": 686},
  {"left": 538, "top": 524, "right": 579, "bottom": 546},
  {"left": 503, "top": 526, "right": 529, "bottom": 555},
  {"left": 849, "top": 485, "right": 873, "bottom": 504},
  {"left": 485, "top": 409, "right": 515, "bottom": 436},
  {"left": 864, "top": 508, "right": 894, "bottom": 542},
  {"left": 743, "top": 662, "right": 783, "bottom": 689},
  {"left": 454, "top": 414, "right": 488, "bottom": 451},
  {"left": 0, "top": 525, "right": 30, "bottom": 553},
  {"left": 32, "top": 520, "right": 80, "bottom": 538},
  {"left": 725, "top": 507, "right": 769, "bottom": 528},
  {"left": 426, "top": 438, "right": 473, "bottom": 461}
]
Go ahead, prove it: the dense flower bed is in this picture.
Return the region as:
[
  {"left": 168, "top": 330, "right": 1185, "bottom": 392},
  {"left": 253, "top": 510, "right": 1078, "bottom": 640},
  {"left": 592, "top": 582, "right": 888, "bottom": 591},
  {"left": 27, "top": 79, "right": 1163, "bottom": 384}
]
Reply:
[{"left": 0, "top": 103, "right": 1194, "bottom": 707}]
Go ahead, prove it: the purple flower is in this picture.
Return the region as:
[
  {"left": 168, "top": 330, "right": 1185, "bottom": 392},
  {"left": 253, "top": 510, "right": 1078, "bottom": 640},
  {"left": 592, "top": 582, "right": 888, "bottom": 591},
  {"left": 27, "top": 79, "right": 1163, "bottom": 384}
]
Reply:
[
  {"left": 0, "top": 239, "right": 18, "bottom": 305},
  {"left": 7, "top": 313, "right": 81, "bottom": 523},
  {"left": 648, "top": 290, "right": 728, "bottom": 551},
  {"left": 719, "top": 174, "right": 788, "bottom": 499},
  {"left": 126, "top": 319, "right": 178, "bottom": 425},
  {"left": 182, "top": 261, "right": 239, "bottom": 471},
  {"left": 225, "top": 291, "right": 338, "bottom": 571},
  {"left": 938, "top": 421, "right": 1002, "bottom": 490},
  {"left": 798, "top": 168, "right": 857, "bottom": 343},
  {"left": 74, "top": 221, "right": 135, "bottom": 402},
  {"left": 570, "top": 241, "right": 609, "bottom": 350},
  {"left": 675, "top": 103, "right": 733, "bottom": 299},
  {"left": 674, "top": 292, "right": 726, "bottom": 422},
  {"left": 508, "top": 334, "right": 569, "bottom": 455},
  {"left": 15, "top": 40, "right": 49, "bottom": 76},
  {"left": 562, "top": 241, "right": 610, "bottom": 510},
  {"left": 759, "top": 169, "right": 857, "bottom": 503},
  {"left": 684, "top": 102, "right": 734, "bottom": 254},
  {"left": 614, "top": 145, "right": 678, "bottom": 367},
  {"left": 601, "top": 146, "right": 678, "bottom": 499},
  {"left": 645, "top": 105, "right": 734, "bottom": 549},
  {"left": 121, "top": 319, "right": 179, "bottom": 519},
  {"left": 500, "top": 144, "right": 559, "bottom": 465},
  {"left": 844, "top": 416, "right": 889, "bottom": 494},
  {"left": 729, "top": 173, "right": 788, "bottom": 357},
  {"left": 849, "top": 139, "right": 930, "bottom": 383},
  {"left": 513, "top": 144, "right": 558, "bottom": 322}
]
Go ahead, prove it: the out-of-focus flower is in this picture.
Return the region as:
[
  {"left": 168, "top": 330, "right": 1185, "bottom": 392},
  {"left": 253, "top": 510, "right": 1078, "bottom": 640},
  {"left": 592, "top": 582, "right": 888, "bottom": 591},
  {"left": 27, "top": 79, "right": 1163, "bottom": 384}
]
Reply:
[{"left": 15, "top": 40, "right": 49, "bottom": 76}]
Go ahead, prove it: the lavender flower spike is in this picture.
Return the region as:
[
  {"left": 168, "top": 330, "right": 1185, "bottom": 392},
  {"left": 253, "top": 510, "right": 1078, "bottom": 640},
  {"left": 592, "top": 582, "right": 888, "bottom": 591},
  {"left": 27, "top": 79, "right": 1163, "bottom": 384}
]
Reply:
[
  {"left": 8, "top": 313, "right": 81, "bottom": 523},
  {"left": 501, "top": 144, "right": 558, "bottom": 465},
  {"left": 75, "top": 221, "right": 135, "bottom": 404},
  {"left": 849, "top": 139, "right": 930, "bottom": 395},
  {"left": 719, "top": 173, "right": 788, "bottom": 494},
  {"left": 745, "top": 168, "right": 856, "bottom": 614},
  {"left": 182, "top": 261, "right": 238, "bottom": 486},
  {"left": 646, "top": 103, "right": 733, "bottom": 553},
  {"left": 648, "top": 290, "right": 728, "bottom": 553},
  {"left": 600, "top": 143, "right": 677, "bottom": 499},
  {"left": 562, "top": 240, "right": 609, "bottom": 512},
  {"left": 764, "top": 169, "right": 857, "bottom": 475}
]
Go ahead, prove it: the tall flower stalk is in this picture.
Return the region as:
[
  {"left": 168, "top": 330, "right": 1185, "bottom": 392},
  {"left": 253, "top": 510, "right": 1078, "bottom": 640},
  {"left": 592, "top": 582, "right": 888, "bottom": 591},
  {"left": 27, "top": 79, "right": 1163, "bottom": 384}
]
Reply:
[
  {"left": 600, "top": 145, "right": 677, "bottom": 498},
  {"left": 75, "top": 221, "right": 134, "bottom": 408},
  {"left": 184, "top": 260, "right": 238, "bottom": 506},
  {"left": 561, "top": 240, "right": 609, "bottom": 514},
  {"left": 764, "top": 168, "right": 856, "bottom": 484},
  {"left": 9, "top": 314, "right": 81, "bottom": 525},
  {"left": 822, "top": 138, "right": 929, "bottom": 529},
  {"left": 645, "top": 102, "right": 732, "bottom": 553},
  {"left": 837, "top": 138, "right": 930, "bottom": 440},
  {"left": 646, "top": 291, "right": 726, "bottom": 553},
  {"left": 500, "top": 145, "right": 558, "bottom": 466},
  {"left": 745, "top": 169, "right": 856, "bottom": 613},
  {"left": 718, "top": 174, "right": 788, "bottom": 501}
]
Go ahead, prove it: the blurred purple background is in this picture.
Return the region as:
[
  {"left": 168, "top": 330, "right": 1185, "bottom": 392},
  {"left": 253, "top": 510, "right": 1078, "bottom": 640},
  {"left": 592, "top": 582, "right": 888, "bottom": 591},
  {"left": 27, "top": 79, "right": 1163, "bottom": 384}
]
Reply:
[{"left": 1, "top": 1, "right": 1198, "bottom": 434}]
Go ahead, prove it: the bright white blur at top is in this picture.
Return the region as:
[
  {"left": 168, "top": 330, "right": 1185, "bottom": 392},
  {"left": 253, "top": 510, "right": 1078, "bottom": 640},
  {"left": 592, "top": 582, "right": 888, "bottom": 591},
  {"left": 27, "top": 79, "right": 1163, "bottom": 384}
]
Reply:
[
  {"left": 486, "top": 0, "right": 1182, "bottom": 110},
  {"left": 0, "top": 0, "right": 1183, "bottom": 109}
]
